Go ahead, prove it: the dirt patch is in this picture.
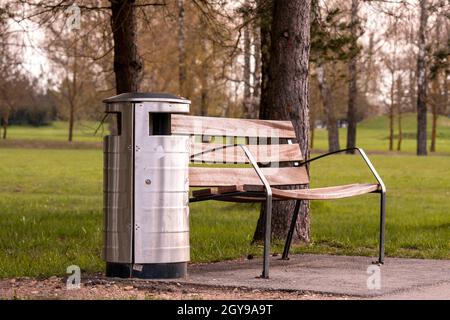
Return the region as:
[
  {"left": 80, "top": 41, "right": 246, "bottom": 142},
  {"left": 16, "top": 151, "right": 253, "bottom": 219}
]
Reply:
[{"left": 0, "top": 275, "right": 354, "bottom": 300}]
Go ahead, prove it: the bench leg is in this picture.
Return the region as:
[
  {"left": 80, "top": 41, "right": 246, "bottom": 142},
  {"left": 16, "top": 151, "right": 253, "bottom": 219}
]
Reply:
[
  {"left": 262, "top": 196, "right": 272, "bottom": 279},
  {"left": 378, "top": 191, "right": 386, "bottom": 264},
  {"left": 281, "top": 200, "right": 302, "bottom": 260}
]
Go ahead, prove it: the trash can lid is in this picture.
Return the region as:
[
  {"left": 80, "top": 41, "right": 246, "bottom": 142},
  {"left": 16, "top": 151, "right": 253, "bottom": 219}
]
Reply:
[{"left": 103, "top": 92, "right": 190, "bottom": 104}]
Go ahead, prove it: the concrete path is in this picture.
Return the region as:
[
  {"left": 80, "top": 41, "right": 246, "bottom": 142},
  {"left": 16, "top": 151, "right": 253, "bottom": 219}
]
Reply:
[{"left": 170, "top": 254, "right": 450, "bottom": 299}]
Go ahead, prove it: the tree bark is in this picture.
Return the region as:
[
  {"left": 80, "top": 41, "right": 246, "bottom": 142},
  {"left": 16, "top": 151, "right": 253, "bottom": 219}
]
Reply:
[
  {"left": 252, "top": 22, "right": 261, "bottom": 119},
  {"left": 397, "top": 110, "right": 402, "bottom": 151},
  {"left": 177, "top": 0, "right": 187, "bottom": 97},
  {"left": 258, "top": 0, "right": 272, "bottom": 121},
  {"left": 1, "top": 111, "right": 8, "bottom": 139},
  {"left": 416, "top": 0, "right": 428, "bottom": 156},
  {"left": 68, "top": 100, "right": 75, "bottom": 142},
  {"left": 68, "top": 40, "right": 77, "bottom": 143},
  {"left": 346, "top": 0, "right": 359, "bottom": 154},
  {"left": 430, "top": 103, "right": 437, "bottom": 152},
  {"left": 444, "top": 69, "right": 449, "bottom": 115},
  {"left": 430, "top": 77, "right": 440, "bottom": 152},
  {"left": 200, "top": 52, "right": 209, "bottom": 117},
  {"left": 317, "top": 63, "right": 340, "bottom": 152},
  {"left": 389, "top": 70, "right": 395, "bottom": 151},
  {"left": 396, "top": 76, "right": 403, "bottom": 151},
  {"left": 254, "top": 0, "right": 311, "bottom": 243},
  {"left": 110, "top": 0, "right": 143, "bottom": 94},
  {"left": 430, "top": 13, "right": 444, "bottom": 153},
  {"left": 243, "top": 17, "right": 252, "bottom": 118}
]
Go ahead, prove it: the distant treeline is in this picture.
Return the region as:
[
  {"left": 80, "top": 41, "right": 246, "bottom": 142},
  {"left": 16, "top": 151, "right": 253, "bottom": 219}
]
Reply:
[
  {"left": 6, "top": 105, "right": 57, "bottom": 127},
  {"left": 1, "top": 93, "right": 57, "bottom": 127}
]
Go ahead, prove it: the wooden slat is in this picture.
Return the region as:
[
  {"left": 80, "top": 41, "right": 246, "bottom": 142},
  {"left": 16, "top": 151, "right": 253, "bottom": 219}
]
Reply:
[
  {"left": 189, "top": 167, "right": 309, "bottom": 187},
  {"left": 172, "top": 114, "right": 296, "bottom": 138},
  {"left": 243, "top": 183, "right": 379, "bottom": 200},
  {"left": 206, "top": 196, "right": 265, "bottom": 203},
  {"left": 190, "top": 143, "right": 303, "bottom": 163},
  {"left": 192, "top": 186, "right": 242, "bottom": 197}
]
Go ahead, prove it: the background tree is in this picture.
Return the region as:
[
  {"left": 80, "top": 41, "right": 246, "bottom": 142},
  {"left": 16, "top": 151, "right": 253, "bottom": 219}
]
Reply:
[
  {"left": 346, "top": 0, "right": 360, "bottom": 154},
  {"left": 416, "top": 0, "right": 429, "bottom": 156},
  {"left": 428, "top": 3, "right": 449, "bottom": 152}
]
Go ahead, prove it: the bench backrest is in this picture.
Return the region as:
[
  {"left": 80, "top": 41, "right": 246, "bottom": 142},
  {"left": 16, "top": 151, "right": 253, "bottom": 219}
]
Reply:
[{"left": 172, "top": 114, "right": 309, "bottom": 187}]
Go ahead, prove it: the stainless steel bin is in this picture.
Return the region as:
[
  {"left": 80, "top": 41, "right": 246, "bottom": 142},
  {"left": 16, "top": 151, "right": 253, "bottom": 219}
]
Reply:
[{"left": 103, "top": 92, "right": 190, "bottom": 279}]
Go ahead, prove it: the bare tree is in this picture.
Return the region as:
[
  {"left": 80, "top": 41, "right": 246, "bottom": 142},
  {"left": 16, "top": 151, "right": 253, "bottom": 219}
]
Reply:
[
  {"left": 346, "top": 0, "right": 359, "bottom": 154},
  {"left": 317, "top": 62, "right": 340, "bottom": 152},
  {"left": 0, "top": 6, "right": 24, "bottom": 139},
  {"left": 243, "top": 13, "right": 252, "bottom": 118},
  {"left": 416, "top": 0, "right": 429, "bottom": 156},
  {"left": 252, "top": 20, "right": 261, "bottom": 118}
]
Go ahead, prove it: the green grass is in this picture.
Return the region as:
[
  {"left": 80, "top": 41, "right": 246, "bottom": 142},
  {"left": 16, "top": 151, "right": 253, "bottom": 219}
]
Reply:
[
  {"left": 4, "top": 113, "right": 450, "bottom": 154},
  {"left": 5, "top": 121, "right": 104, "bottom": 143},
  {"left": 313, "top": 113, "right": 450, "bottom": 154},
  {"left": 0, "top": 147, "right": 449, "bottom": 278}
]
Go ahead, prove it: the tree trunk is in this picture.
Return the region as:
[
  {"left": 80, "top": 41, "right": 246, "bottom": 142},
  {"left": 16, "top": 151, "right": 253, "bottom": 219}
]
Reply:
[
  {"left": 396, "top": 75, "right": 403, "bottom": 151},
  {"left": 200, "top": 57, "right": 208, "bottom": 117},
  {"left": 430, "top": 103, "right": 437, "bottom": 152},
  {"left": 1, "top": 112, "right": 8, "bottom": 139},
  {"left": 252, "top": 22, "right": 261, "bottom": 118},
  {"left": 430, "top": 78, "right": 440, "bottom": 152},
  {"left": 409, "top": 68, "right": 416, "bottom": 112},
  {"left": 68, "top": 41, "right": 77, "bottom": 143},
  {"left": 68, "top": 101, "right": 75, "bottom": 142},
  {"left": 110, "top": 0, "right": 143, "bottom": 94},
  {"left": 258, "top": 0, "right": 272, "bottom": 121},
  {"left": 389, "top": 72, "right": 395, "bottom": 151},
  {"left": 416, "top": 0, "right": 428, "bottom": 156},
  {"left": 243, "top": 17, "right": 252, "bottom": 118},
  {"left": 397, "top": 110, "right": 402, "bottom": 151},
  {"left": 317, "top": 64, "right": 340, "bottom": 152},
  {"left": 346, "top": 0, "right": 359, "bottom": 154},
  {"left": 444, "top": 69, "right": 449, "bottom": 115},
  {"left": 177, "top": 0, "right": 187, "bottom": 97},
  {"left": 430, "top": 13, "right": 444, "bottom": 153},
  {"left": 254, "top": 0, "right": 311, "bottom": 243},
  {"left": 364, "top": 32, "right": 374, "bottom": 94}
]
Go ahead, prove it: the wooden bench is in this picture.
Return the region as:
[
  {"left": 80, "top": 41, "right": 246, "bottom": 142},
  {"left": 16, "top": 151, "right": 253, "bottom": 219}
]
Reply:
[{"left": 172, "top": 114, "right": 386, "bottom": 278}]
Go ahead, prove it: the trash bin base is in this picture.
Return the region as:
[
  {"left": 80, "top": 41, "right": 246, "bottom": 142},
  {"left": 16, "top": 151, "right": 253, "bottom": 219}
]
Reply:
[{"left": 106, "top": 262, "right": 187, "bottom": 279}]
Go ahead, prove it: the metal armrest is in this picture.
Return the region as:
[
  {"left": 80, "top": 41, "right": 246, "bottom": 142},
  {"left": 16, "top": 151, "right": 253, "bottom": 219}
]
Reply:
[{"left": 300, "top": 148, "right": 386, "bottom": 194}]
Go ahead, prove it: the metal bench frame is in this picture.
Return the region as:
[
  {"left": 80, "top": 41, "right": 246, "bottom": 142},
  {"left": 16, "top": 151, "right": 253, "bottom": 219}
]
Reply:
[{"left": 189, "top": 144, "right": 386, "bottom": 279}]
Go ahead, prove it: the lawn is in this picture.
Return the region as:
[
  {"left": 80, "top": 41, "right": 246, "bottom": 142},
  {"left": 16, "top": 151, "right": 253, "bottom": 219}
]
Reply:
[
  {"left": 4, "top": 121, "right": 104, "bottom": 143},
  {"left": 0, "top": 147, "right": 448, "bottom": 278},
  {"left": 313, "top": 113, "right": 450, "bottom": 154},
  {"left": 3, "top": 113, "right": 450, "bottom": 154}
]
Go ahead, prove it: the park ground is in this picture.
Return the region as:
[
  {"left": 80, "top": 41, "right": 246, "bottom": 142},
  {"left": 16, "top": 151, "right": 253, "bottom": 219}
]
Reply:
[{"left": 0, "top": 113, "right": 449, "bottom": 299}]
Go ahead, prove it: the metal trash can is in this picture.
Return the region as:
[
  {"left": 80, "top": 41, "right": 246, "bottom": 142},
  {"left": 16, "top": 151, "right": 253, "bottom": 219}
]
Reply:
[{"left": 102, "top": 92, "right": 190, "bottom": 279}]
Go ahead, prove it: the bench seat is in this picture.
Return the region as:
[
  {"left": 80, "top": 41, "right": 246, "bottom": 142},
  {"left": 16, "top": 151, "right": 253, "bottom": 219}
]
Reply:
[{"left": 192, "top": 183, "right": 379, "bottom": 201}]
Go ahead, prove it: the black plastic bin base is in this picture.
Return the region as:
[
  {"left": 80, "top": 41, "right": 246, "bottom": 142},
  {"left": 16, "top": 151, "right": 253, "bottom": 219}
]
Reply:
[{"left": 106, "top": 262, "right": 187, "bottom": 279}]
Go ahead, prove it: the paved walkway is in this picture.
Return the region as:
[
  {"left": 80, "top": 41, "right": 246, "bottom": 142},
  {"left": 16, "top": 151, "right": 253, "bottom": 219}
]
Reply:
[{"left": 167, "top": 254, "right": 450, "bottom": 299}]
